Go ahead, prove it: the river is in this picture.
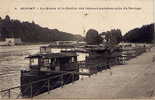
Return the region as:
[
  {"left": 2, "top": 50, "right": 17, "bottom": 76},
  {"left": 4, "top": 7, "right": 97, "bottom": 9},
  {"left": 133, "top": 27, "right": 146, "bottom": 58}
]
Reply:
[{"left": 0, "top": 44, "right": 88, "bottom": 91}]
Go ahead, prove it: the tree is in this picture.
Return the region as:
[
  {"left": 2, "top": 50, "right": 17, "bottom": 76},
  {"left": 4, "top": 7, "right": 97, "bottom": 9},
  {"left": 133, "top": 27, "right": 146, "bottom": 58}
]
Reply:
[
  {"left": 110, "top": 29, "right": 122, "bottom": 44},
  {"left": 5, "top": 15, "right": 10, "bottom": 22},
  {"left": 100, "top": 29, "right": 122, "bottom": 45},
  {"left": 123, "top": 23, "right": 154, "bottom": 43},
  {"left": 85, "top": 29, "right": 101, "bottom": 45},
  {"left": 0, "top": 15, "right": 84, "bottom": 42},
  {"left": 0, "top": 17, "right": 2, "bottom": 21}
]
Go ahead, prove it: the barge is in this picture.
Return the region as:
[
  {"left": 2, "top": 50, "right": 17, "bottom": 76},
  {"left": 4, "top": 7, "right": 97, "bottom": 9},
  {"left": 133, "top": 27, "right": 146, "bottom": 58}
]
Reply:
[
  {"left": 85, "top": 45, "right": 122, "bottom": 74},
  {"left": 21, "top": 46, "right": 79, "bottom": 97}
]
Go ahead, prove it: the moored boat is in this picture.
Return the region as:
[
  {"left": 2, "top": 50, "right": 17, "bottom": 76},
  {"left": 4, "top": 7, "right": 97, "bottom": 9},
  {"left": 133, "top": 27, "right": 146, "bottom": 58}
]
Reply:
[{"left": 21, "top": 46, "right": 79, "bottom": 97}]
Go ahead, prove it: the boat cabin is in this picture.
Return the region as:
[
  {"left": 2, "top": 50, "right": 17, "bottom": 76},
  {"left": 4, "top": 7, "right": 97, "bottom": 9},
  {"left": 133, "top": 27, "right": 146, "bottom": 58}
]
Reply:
[
  {"left": 40, "top": 46, "right": 51, "bottom": 54},
  {"left": 26, "top": 52, "right": 78, "bottom": 72},
  {"left": 21, "top": 47, "right": 79, "bottom": 97}
]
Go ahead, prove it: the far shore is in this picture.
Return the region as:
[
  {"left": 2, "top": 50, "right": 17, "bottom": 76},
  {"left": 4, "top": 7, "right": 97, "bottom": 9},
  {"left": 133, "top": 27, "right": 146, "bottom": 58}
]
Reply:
[{"left": 0, "top": 42, "right": 49, "bottom": 47}]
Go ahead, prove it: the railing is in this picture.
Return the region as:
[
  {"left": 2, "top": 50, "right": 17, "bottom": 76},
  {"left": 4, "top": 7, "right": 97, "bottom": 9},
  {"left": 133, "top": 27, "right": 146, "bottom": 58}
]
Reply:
[
  {"left": 0, "top": 71, "right": 77, "bottom": 99},
  {"left": 0, "top": 62, "right": 117, "bottom": 99},
  {"left": 1, "top": 60, "right": 122, "bottom": 99}
]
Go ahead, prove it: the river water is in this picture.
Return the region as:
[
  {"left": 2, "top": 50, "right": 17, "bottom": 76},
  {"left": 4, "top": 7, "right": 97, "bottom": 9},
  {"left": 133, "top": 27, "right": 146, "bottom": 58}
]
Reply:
[{"left": 0, "top": 45, "right": 88, "bottom": 91}]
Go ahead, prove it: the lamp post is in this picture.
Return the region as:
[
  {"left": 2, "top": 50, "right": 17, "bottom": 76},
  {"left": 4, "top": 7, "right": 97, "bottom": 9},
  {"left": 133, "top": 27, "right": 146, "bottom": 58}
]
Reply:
[{"left": 82, "top": 13, "right": 88, "bottom": 36}]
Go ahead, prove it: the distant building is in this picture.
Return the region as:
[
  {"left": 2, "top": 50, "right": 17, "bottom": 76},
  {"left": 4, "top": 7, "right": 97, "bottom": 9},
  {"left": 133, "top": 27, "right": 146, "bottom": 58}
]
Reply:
[
  {"left": 54, "top": 41, "right": 77, "bottom": 45},
  {"left": 5, "top": 38, "right": 22, "bottom": 46},
  {"left": 0, "top": 38, "right": 22, "bottom": 46}
]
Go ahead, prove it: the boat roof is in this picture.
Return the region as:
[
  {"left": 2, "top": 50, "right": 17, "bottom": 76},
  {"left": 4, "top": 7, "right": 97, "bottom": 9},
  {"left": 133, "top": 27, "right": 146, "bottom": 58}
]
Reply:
[
  {"left": 48, "top": 44, "right": 75, "bottom": 48},
  {"left": 40, "top": 46, "right": 50, "bottom": 48},
  {"left": 26, "top": 52, "right": 77, "bottom": 59}
]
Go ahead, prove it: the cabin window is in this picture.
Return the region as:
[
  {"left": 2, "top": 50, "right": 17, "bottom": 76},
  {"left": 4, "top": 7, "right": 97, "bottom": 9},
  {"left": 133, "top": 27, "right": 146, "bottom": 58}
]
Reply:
[
  {"left": 39, "top": 58, "right": 51, "bottom": 71},
  {"left": 72, "top": 57, "right": 75, "bottom": 62},
  {"left": 51, "top": 58, "right": 56, "bottom": 65},
  {"left": 40, "top": 47, "right": 51, "bottom": 53},
  {"left": 47, "top": 48, "right": 51, "bottom": 53},
  {"left": 38, "top": 58, "right": 44, "bottom": 66},
  {"left": 50, "top": 59, "right": 55, "bottom": 70},
  {"left": 43, "top": 59, "right": 50, "bottom": 66},
  {"left": 30, "top": 58, "right": 38, "bottom": 66},
  {"left": 55, "top": 65, "right": 60, "bottom": 71}
]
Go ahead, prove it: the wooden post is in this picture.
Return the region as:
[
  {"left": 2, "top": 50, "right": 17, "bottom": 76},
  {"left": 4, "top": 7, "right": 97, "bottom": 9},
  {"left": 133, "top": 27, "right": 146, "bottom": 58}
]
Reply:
[
  {"left": 89, "top": 74, "right": 91, "bottom": 78},
  {"left": 30, "top": 83, "right": 33, "bottom": 98},
  {"left": 61, "top": 74, "right": 63, "bottom": 88},
  {"left": 72, "top": 73, "right": 74, "bottom": 84},
  {"left": 0, "top": 91, "right": 2, "bottom": 98},
  {"left": 47, "top": 79, "right": 50, "bottom": 94},
  {"left": 8, "top": 89, "right": 11, "bottom": 99}
]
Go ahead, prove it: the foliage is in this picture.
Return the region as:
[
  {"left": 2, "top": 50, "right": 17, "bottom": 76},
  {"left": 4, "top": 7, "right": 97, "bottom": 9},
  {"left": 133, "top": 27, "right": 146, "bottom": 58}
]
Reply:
[
  {"left": 100, "top": 29, "right": 122, "bottom": 45},
  {"left": 85, "top": 29, "right": 102, "bottom": 45},
  {"left": 0, "top": 15, "right": 84, "bottom": 42},
  {"left": 123, "top": 23, "right": 154, "bottom": 43}
]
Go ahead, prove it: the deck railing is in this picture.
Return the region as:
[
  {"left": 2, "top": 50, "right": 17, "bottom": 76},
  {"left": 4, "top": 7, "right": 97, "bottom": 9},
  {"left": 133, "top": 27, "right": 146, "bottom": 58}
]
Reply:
[{"left": 0, "top": 71, "right": 77, "bottom": 99}]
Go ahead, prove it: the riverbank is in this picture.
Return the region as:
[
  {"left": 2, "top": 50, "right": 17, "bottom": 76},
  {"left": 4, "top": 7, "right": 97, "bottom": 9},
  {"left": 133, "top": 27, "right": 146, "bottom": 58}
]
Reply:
[{"left": 35, "top": 47, "right": 155, "bottom": 99}]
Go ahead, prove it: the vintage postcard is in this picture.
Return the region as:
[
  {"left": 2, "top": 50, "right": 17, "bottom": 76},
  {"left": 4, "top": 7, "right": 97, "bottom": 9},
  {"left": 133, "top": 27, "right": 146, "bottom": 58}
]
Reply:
[{"left": 0, "top": 0, "right": 154, "bottom": 99}]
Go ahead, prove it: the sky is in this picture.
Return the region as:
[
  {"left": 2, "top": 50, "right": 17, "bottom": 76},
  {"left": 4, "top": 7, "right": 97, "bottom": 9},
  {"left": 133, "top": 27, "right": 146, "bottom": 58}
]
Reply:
[{"left": 0, "top": 0, "right": 154, "bottom": 36}]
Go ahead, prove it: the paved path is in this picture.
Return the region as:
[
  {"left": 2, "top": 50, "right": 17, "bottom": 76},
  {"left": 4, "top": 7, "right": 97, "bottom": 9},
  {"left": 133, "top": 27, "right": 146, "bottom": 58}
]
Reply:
[{"left": 35, "top": 47, "right": 155, "bottom": 99}]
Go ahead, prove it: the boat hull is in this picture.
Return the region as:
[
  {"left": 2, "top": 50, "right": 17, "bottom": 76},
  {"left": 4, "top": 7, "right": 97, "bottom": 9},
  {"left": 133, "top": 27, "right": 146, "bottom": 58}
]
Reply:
[{"left": 20, "top": 70, "right": 79, "bottom": 97}]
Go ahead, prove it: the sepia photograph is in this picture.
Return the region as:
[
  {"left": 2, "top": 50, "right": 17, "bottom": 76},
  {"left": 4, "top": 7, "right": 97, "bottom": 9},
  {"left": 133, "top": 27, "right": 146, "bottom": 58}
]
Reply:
[{"left": 0, "top": 0, "right": 154, "bottom": 99}]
